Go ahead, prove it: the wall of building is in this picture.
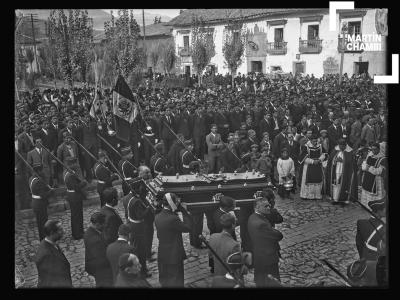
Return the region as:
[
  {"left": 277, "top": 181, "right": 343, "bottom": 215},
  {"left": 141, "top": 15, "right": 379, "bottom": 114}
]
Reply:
[
  {"left": 138, "top": 36, "right": 174, "bottom": 73},
  {"left": 172, "top": 9, "right": 386, "bottom": 78}
]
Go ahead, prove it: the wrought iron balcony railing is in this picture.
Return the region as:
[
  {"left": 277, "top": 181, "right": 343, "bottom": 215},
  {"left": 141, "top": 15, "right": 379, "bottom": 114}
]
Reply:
[
  {"left": 299, "top": 39, "right": 323, "bottom": 54},
  {"left": 266, "top": 41, "right": 287, "bottom": 55}
]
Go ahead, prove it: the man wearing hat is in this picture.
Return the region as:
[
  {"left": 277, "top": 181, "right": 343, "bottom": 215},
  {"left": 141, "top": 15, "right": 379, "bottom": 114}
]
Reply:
[
  {"left": 209, "top": 213, "right": 240, "bottom": 276},
  {"left": 27, "top": 138, "right": 52, "bottom": 185},
  {"left": 93, "top": 150, "right": 119, "bottom": 207},
  {"left": 211, "top": 251, "right": 251, "bottom": 288},
  {"left": 114, "top": 253, "right": 152, "bottom": 287},
  {"left": 248, "top": 193, "right": 283, "bottom": 287},
  {"left": 356, "top": 199, "right": 386, "bottom": 261},
  {"left": 29, "top": 164, "right": 54, "bottom": 240},
  {"left": 360, "top": 142, "right": 386, "bottom": 206},
  {"left": 325, "top": 138, "right": 358, "bottom": 205},
  {"left": 63, "top": 156, "right": 86, "bottom": 240},
  {"left": 180, "top": 139, "right": 197, "bottom": 175},
  {"left": 192, "top": 106, "right": 207, "bottom": 159},
  {"left": 167, "top": 133, "right": 185, "bottom": 174},
  {"left": 154, "top": 193, "right": 193, "bottom": 287},
  {"left": 57, "top": 132, "right": 82, "bottom": 176},
  {"left": 84, "top": 212, "right": 113, "bottom": 287},
  {"left": 118, "top": 146, "right": 138, "bottom": 196}
]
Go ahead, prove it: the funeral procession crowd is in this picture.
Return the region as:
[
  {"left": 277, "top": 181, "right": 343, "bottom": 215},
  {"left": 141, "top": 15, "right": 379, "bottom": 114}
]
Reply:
[{"left": 15, "top": 71, "right": 388, "bottom": 288}]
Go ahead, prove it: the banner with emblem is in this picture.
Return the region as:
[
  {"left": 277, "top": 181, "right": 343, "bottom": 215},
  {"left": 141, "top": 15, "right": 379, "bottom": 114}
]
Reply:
[{"left": 112, "top": 75, "right": 138, "bottom": 142}]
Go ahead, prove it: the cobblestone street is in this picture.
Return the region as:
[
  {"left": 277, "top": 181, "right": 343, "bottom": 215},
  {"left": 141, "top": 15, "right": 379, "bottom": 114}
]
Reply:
[{"left": 15, "top": 187, "right": 369, "bottom": 288}]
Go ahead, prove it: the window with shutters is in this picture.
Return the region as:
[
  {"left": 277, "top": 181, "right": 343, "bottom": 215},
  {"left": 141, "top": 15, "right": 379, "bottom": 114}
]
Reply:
[
  {"left": 183, "top": 36, "right": 189, "bottom": 48},
  {"left": 274, "top": 28, "right": 283, "bottom": 42}
]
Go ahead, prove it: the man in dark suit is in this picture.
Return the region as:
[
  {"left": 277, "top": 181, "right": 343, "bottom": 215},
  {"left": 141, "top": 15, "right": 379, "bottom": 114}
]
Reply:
[
  {"left": 160, "top": 107, "right": 175, "bottom": 154},
  {"left": 192, "top": 107, "right": 207, "bottom": 159},
  {"left": 248, "top": 192, "right": 283, "bottom": 287},
  {"left": 327, "top": 117, "right": 341, "bottom": 152},
  {"left": 100, "top": 188, "right": 123, "bottom": 246},
  {"left": 356, "top": 199, "right": 386, "bottom": 261},
  {"left": 106, "top": 224, "right": 135, "bottom": 283},
  {"left": 27, "top": 138, "right": 53, "bottom": 184},
  {"left": 258, "top": 112, "right": 273, "bottom": 142},
  {"left": 84, "top": 212, "right": 113, "bottom": 287},
  {"left": 35, "top": 220, "right": 72, "bottom": 287},
  {"left": 18, "top": 123, "right": 35, "bottom": 159},
  {"left": 114, "top": 253, "right": 152, "bottom": 287},
  {"left": 229, "top": 106, "right": 242, "bottom": 132},
  {"left": 339, "top": 117, "right": 351, "bottom": 144},
  {"left": 209, "top": 214, "right": 240, "bottom": 276},
  {"left": 154, "top": 193, "right": 193, "bottom": 287},
  {"left": 272, "top": 126, "right": 288, "bottom": 159},
  {"left": 58, "top": 119, "right": 78, "bottom": 146}
]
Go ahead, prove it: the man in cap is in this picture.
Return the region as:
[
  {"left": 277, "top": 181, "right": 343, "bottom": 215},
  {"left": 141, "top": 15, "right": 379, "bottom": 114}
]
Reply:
[
  {"left": 57, "top": 132, "right": 82, "bottom": 176},
  {"left": 125, "top": 179, "right": 152, "bottom": 278},
  {"left": 93, "top": 150, "right": 119, "bottom": 207},
  {"left": 27, "top": 137, "right": 53, "bottom": 185},
  {"left": 211, "top": 251, "right": 251, "bottom": 288},
  {"left": 100, "top": 187, "right": 123, "bottom": 246},
  {"left": 325, "top": 138, "right": 358, "bottom": 205},
  {"left": 84, "top": 212, "right": 113, "bottom": 287},
  {"left": 209, "top": 213, "right": 240, "bottom": 276},
  {"left": 154, "top": 193, "right": 193, "bottom": 287},
  {"left": 248, "top": 192, "right": 283, "bottom": 287},
  {"left": 118, "top": 146, "right": 138, "bottom": 196},
  {"left": 29, "top": 163, "right": 54, "bottom": 240},
  {"left": 114, "top": 253, "right": 152, "bottom": 287},
  {"left": 63, "top": 156, "right": 86, "bottom": 240},
  {"left": 360, "top": 143, "right": 386, "bottom": 206},
  {"left": 150, "top": 143, "right": 169, "bottom": 177},
  {"left": 356, "top": 199, "right": 386, "bottom": 261},
  {"left": 180, "top": 139, "right": 197, "bottom": 175}
]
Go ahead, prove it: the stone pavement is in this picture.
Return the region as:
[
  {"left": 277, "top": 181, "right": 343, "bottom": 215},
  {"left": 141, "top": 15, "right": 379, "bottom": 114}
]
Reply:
[{"left": 15, "top": 186, "right": 370, "bottom": 288}]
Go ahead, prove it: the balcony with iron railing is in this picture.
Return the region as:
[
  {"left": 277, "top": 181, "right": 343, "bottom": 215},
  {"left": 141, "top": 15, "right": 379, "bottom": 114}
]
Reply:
[
  {"left": 299, "top": 39, "right": 323, "bottom": 54},
  {"left": 337, "top": 35, "right": 364, "bottom": 53},
  {"left": 266, "top": 41, "right": 287, "bottom": 55},
  {"left": 178, "top": 46, "right": 191, "bottom": 56}
]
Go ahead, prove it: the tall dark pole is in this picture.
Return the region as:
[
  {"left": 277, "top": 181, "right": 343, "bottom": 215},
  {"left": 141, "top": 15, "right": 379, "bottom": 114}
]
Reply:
[
  {"left": 142, "top": 9, "right": 147, "bottom": 70},
  {"left": 30, "top": 14, "right": 39, "bottom": 74}
]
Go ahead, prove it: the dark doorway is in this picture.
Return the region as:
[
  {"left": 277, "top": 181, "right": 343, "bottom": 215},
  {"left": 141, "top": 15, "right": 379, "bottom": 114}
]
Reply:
[
  {"left": 354, "top": 62, "right": 369, "bottom": 75},
  {"left": 293, "top": 62, "right": 306, "bottom": 75},
  {"left": 185, "top": 65, "right": 191, "bottom": 76},
  {"left": 251, "top": 61, "right": 262, "bottom": 73}
]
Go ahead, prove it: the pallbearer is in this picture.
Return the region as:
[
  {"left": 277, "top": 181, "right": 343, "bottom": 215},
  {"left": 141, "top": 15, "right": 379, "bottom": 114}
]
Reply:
[
  {"left": 93, "top": 150, "right": 119, "bottom": 207},
  {"left": 180, "top": 139, "right": 197, "bottom": 175},
  {"left": 29, "top": 163, "right": 54, "bottom": 240},
  {"left": 150, "top": 143, "right": 169, "bottom": 177},
  {"left": 63, "top": 157, "right": 87, "bottom": 240},
  {"left": 118, "top": 146, "right": 138, "bottom": 196}
]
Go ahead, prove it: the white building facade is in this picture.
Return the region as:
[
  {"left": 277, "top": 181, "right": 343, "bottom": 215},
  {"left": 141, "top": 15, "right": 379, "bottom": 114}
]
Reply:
[{"left": 171, "top": 9, "right": 387, "bottom": 78}]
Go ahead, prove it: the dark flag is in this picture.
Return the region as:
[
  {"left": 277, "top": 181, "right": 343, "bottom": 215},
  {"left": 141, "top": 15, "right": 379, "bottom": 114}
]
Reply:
[{"left": 112, "top": 75, "right": 138, "bottom": 142}]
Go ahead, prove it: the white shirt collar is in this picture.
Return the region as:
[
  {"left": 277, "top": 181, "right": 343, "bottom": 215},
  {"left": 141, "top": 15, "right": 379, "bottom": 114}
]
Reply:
[
  {"left": 36, "top": 147, "right": 41, "bottom": 153},
  {"left": 225, "top": 273, "right": 234, "bottom": 280},
  {"left": 117, "top": 237, "right": 128, "bottom": 242}
]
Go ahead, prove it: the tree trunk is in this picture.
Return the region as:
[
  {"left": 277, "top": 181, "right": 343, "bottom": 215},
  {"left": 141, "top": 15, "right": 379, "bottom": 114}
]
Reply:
[
  {"left": 198, "top": 73, "right": 201, "bottom": 87},
  {"left": 231, "top": 70, "right": 234, "bottom": 87}
]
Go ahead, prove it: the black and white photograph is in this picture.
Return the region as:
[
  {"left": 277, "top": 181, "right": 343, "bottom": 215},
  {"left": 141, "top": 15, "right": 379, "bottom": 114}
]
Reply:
[{"left": 14, "top": 7, "right": 389, "bottom": 288}]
